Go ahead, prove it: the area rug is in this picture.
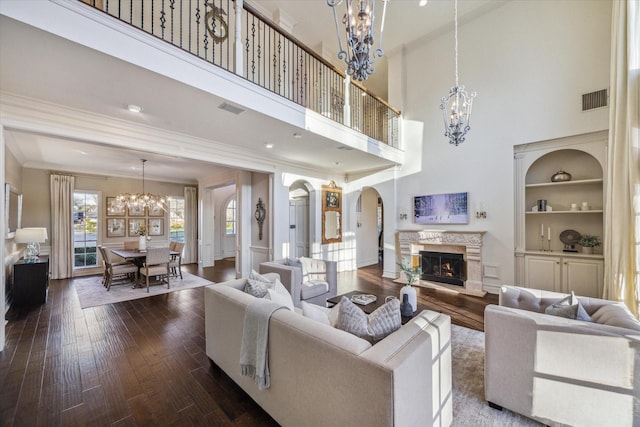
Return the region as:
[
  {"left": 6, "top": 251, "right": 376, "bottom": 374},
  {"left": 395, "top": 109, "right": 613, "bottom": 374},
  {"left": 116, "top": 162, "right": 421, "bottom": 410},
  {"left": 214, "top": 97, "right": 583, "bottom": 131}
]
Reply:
[
  {"left": 75, "top": 272, "right": 214, "bottom": 309},
  {"left": 451, "top": 324, "right": 542, "bottom": 426}
]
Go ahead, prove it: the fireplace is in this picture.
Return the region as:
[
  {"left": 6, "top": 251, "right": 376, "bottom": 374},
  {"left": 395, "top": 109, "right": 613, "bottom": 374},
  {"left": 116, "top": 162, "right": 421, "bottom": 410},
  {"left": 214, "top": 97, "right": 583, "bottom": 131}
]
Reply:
[{"left": 420, "top": 251, "right": 465, "bottom": 286}]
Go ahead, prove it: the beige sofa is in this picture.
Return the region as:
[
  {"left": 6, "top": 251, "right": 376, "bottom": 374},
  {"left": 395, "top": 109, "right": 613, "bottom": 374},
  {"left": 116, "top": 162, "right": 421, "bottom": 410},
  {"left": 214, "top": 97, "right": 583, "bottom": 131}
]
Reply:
[
  {"left": 259, "top": 258, "right": 337, "bottom": 307},
  {"left": 485, "top": 285, "right": 640, "bottom": 427},
  {"left": 205, "top": 276, "right": 453, "bottom": 427}
]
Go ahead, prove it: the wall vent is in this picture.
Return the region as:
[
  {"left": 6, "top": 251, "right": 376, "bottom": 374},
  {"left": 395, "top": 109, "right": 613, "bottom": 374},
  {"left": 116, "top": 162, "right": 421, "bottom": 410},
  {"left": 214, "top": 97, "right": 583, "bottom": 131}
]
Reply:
[{"left": 582, "top": 89, "right": 608, "bottom": 111}]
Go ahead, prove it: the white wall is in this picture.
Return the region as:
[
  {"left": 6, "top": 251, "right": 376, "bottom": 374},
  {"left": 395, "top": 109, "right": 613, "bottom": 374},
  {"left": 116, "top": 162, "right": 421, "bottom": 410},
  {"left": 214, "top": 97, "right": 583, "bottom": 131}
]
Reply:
[{"left": 384, "top": 0, "right": 611, "bottom": 289}]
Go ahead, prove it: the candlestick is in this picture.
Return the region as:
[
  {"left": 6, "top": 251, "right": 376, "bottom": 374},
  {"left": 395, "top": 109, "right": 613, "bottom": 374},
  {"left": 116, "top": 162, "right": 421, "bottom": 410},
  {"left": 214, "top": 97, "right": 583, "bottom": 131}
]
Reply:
[
  {"left": 541, "top": 223, "right": 544, "bottom": 237},
  {"left": 548, "top": 227, "right": 551, "bottom": 241}
]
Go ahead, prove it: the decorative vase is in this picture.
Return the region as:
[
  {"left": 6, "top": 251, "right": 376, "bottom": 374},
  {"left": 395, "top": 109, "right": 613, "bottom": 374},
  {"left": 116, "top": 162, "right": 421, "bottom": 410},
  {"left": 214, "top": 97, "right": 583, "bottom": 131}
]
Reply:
[
  {"left": 400, "top": 285, "right": 417, "bottom": 313},
  {"left": 581, "top": 246, "right": 593, "bottom": 255},
  {"left": 400, "top": 294, "right": 413, "bottom": 317},
  {"left": 139, "top": 235, "right": 147, "bottom": 251}
]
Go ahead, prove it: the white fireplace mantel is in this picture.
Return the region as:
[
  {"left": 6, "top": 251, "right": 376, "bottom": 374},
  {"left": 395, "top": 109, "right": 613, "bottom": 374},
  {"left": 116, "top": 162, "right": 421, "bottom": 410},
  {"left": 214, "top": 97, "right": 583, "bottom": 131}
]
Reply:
[{"left": 397, "top": 229, "right": 487, "bottom": 296}]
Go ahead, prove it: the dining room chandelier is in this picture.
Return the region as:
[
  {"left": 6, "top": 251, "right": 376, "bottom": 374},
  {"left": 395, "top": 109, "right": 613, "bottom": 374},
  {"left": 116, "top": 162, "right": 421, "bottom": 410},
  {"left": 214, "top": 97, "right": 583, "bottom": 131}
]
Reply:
[
  {"left": 115, "top": 159, "right": 167, "bottom": 211},
  {"left": 440, "top": 0, "right": 476, "bottom": 146},
  {"left": 327, "top": 0, "right": 389, "bottom": 81}
]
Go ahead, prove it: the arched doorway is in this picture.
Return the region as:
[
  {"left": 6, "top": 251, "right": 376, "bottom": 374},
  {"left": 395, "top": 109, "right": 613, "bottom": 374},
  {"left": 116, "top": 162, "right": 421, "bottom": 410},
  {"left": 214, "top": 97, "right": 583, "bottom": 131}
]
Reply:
[
  {"left": 356, "top": 187, "right": 383, "bottom": 268},
  {"left": 289, "top": 180, "right": 312, "bottom": 258}
]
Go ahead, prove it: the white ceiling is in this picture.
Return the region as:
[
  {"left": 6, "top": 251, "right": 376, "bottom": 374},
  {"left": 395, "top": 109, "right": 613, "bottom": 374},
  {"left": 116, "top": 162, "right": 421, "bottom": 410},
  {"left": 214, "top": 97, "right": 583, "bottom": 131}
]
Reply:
[{"left": 0, "top": 0, "right": 505, "bottom": 184}]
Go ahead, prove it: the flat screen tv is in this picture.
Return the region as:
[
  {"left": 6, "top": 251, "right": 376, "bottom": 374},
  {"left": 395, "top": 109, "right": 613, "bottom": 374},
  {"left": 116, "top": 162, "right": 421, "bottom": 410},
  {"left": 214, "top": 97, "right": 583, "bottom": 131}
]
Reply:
[{"left": 414, "top": 192, "right": 468, "bottom": 224}]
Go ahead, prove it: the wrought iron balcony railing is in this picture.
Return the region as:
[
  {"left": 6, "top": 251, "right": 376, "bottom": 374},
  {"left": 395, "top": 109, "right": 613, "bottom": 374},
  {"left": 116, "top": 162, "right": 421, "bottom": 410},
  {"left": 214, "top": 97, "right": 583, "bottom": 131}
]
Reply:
[{"left": 80, "top": 0, "right": 400, "bottom": 147}]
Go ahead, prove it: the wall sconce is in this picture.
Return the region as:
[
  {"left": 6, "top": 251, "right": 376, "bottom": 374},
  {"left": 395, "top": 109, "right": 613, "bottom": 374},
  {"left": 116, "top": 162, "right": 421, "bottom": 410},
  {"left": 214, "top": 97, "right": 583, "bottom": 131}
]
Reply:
[
  {"left": 255, "top": 198, "right": 266, "bottom": 240},
  {"left": 475, "top": 202, "right": 487, "bottom": 220}
]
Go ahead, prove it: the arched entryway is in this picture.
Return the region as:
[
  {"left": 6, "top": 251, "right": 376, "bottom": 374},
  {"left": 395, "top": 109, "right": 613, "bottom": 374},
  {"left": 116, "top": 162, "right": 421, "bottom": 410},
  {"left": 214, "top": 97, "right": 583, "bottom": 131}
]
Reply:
[
  {"left": 356, "top": 187, "right": 383, "bottom": 268},
  {"left": 289, "top": 180, "right": 312, "bottom": 258}
]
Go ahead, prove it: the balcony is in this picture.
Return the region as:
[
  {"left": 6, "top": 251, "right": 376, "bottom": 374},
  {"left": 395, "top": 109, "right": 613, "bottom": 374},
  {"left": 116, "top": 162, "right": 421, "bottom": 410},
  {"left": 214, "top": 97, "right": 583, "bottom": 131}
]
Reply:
[{"left": 79, "top": 0, "right": 400, "bottom": 148}]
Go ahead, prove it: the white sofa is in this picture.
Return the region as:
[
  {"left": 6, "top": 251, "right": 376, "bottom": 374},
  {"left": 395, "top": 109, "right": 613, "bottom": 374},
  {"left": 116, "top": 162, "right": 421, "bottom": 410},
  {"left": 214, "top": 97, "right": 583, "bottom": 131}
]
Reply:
[
  {"left": 485, "top": 285, "right": 640, "bottom": 427},
  {"left": 204, "top": 275, "right": 453, "bottom": 427}
]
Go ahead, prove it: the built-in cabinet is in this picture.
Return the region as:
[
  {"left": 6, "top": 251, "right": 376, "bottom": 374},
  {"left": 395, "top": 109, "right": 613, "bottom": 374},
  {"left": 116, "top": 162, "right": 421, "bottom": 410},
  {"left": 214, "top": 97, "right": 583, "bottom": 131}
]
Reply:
[{"left": 514, "top": 131, "right": 607, "bottom": 298}]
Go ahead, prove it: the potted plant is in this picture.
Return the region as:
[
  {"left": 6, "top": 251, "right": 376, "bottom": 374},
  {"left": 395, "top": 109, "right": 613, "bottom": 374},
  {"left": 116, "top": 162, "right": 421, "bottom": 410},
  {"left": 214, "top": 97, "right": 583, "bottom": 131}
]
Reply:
[
  {"left": 397, "top": 261, "right": 422, "bottom": 313},
  {"left": 578, "top": 234, "right": 600, "bottom": 254}
]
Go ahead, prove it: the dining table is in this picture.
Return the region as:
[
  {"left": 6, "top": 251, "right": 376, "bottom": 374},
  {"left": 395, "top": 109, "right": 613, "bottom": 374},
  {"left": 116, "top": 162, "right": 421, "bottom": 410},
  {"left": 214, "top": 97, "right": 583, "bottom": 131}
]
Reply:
[{"left": 111, "top": 248, "right": 180, "bottom": 286}]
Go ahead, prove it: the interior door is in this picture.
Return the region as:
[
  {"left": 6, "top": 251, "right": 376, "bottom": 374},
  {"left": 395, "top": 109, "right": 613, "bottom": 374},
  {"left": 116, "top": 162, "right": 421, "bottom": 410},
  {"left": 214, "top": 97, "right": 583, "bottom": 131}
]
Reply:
[{"left": 291, "top": 198, "right": 309, "bottom": 258}]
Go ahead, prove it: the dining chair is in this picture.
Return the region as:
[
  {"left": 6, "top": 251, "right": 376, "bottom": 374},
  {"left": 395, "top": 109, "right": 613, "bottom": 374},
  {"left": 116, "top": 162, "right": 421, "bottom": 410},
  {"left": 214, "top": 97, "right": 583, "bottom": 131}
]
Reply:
[
  {"left": 100, "top": 246, "right": 138, "bottom": 291},
  {"left": 124, "top": 240, "right": 140, "bottom": 250},
  {"left": 139, "top": 247, "right": 170, "bottom": 293},
  {"left": 169, "top": 242, "right": 185, "bottom": 279},
  {"left": 169, "top": 241, "right": 177, "bottom": 251}
]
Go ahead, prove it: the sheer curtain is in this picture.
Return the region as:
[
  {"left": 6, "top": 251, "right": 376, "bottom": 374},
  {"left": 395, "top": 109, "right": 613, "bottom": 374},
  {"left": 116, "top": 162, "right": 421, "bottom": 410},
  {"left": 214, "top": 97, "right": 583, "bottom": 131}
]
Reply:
[
  {"left": 604, "top": 0, "right": 639, "bottom": 315},
  {"left": 183, "top": 186, "right": 198, "bottom": 264},
  {"left": 50, "top": 174, "right": 75, "bottom": 279}
]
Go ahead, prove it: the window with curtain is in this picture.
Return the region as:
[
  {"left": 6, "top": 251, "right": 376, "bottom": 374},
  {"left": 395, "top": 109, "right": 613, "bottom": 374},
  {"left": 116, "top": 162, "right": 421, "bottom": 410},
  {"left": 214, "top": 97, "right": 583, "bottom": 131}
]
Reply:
[
  {"left": 226, "top": 199, "right": 236, "bottom": 235},
  {"left": 73, "top": 191, "right": 98, "bottom": 268},
  {"left": 169, "top": 197, "right": 185, "bottom": 242}
]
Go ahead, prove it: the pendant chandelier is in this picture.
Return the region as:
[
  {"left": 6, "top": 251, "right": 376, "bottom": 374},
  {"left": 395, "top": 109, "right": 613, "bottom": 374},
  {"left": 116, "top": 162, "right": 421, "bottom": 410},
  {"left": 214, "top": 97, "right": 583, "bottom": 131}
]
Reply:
[
  {"left": 327, "top": 0, "right": 389, "bottom": 81},
  {"left": 440, "top": 0, "right": 476, "bottom": 146},
  {"left": 115, "top": 159, "right": 167, "bottom": 211}
]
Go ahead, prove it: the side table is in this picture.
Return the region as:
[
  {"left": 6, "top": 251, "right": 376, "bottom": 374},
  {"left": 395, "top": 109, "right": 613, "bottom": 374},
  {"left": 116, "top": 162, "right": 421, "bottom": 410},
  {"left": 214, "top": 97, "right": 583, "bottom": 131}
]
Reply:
[{"left": 13, "top": 255, "right": 49, "bottom": 305}]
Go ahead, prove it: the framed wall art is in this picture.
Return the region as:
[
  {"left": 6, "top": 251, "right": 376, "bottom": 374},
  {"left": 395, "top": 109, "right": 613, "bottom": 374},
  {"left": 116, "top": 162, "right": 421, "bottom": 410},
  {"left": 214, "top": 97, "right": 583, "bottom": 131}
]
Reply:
[
  {"left": 148, "top": 218, "right": 164, "bottom": 236},
  {"left": 321, "top": 181, "right": 342, "bottom": 244},
  {"left": 128, "top": 204, "right": 145, "bottom": 217},
  {"left": 414, "top": 192, "right": 469, "bottom": 224},
  {"left": 148, "top": 204, "right": 165, "bottom": 217},
  {"left": 106, "top": 197, "right": 125, "bottom": 216},
  {"left": 128, "top": 218, "right": 146, "bottom": 236},
  {"left": 106, "top": 218, "right": 126, "bottom": 237}
]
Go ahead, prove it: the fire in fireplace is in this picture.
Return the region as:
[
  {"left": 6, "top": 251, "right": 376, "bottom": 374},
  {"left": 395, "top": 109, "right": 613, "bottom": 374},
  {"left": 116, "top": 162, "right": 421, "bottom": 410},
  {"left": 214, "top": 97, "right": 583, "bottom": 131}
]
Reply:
[{"left": 420, "top": 251, "right": 466, "bottom": 286}]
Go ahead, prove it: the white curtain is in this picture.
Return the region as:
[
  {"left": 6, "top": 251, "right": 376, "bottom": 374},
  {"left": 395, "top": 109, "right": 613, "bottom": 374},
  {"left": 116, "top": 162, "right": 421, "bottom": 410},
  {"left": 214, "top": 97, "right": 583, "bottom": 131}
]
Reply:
[
  {"left": 603, "top": 0, "right": 639, "bottom": 315},
  {"left": 183, "top": 186, "right": 198, "bottom": 264},
  {"left": 50, "top": 174, "right": 75, "bottom": 279}
]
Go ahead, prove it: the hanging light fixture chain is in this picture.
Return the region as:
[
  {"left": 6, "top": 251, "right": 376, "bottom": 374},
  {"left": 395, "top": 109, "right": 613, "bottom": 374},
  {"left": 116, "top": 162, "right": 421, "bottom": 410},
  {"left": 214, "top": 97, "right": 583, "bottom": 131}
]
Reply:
[{"left": 454, "top": 0, "right": 459, "bottom": 87}]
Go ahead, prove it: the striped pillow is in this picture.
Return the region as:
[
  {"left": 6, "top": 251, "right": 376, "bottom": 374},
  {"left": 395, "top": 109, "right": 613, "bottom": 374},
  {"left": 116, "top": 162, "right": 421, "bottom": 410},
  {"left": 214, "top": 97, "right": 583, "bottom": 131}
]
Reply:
[{"left": 336, "top": 296, "right": 401, "bottom": 343}]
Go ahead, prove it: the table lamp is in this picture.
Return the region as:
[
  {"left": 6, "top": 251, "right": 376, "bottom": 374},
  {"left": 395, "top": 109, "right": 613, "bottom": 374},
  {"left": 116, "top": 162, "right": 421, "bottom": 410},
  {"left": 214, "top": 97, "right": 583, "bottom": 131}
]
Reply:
[{"left": 15, "top": 227, "right": 48, "bottom": 261}]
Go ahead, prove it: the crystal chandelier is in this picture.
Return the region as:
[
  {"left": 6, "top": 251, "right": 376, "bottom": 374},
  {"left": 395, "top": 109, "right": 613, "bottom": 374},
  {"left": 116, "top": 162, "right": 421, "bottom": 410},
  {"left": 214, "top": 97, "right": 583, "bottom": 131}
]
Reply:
[
  {"left": 327, "top": 0, "right": 389, "bottom": 81},
  {"left": 440, "top": 0, "right": 476, "bottom": 146},
  {"left": 115, "top": 159, "right": 167, "bottom": 211}
]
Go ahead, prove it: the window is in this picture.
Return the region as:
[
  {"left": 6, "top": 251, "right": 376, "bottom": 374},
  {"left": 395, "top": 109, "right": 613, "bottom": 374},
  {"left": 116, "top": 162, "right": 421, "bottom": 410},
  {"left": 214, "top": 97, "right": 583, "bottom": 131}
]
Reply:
[
  {"left": 225, "top": 199, "right": 236, "bottom": 235},
  {"left": 73, "top": 191, "right": 98, "bottom": 268},
  {"left": 169, "top": 197, "right": 185, "bottom": 242}
]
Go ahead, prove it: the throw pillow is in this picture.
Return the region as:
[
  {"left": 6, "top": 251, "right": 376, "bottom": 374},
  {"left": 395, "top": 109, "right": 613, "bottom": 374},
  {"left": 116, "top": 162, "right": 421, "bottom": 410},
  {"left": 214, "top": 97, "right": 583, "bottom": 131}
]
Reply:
[
  {"left": 263, "top": 278, "right": 295, "bottom": 311},
  {"left": 335, "top": 296, "right": 402, "bottom": 342},
  {"left": 544, "top": 292, "right": 592, "bottom": 322},
  {"left": 244, "top": 270, "right": 273, "bottom": 298},
  {"left": 591, "top": 303, "right": 640, "bottom": 331},
  {"left": 301, "top": 301, "right": 331, "bottom": 325},
  {"left": 335, "top": 297, "right": 370, "bottom": 339}
]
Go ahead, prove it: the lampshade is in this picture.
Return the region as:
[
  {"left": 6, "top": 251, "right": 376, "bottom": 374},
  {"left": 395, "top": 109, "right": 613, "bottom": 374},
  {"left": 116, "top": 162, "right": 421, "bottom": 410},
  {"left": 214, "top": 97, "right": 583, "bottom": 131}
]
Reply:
[{"left": 14, "top": 227, "right": 48, "bottom": 244}]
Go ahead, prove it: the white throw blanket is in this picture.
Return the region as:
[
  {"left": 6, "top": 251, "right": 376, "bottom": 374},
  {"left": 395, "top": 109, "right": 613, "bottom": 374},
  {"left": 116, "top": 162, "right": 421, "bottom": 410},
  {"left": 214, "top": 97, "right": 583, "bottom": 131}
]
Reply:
[{"left": 240, "top": 299, "right": 288, "bottom": 390}]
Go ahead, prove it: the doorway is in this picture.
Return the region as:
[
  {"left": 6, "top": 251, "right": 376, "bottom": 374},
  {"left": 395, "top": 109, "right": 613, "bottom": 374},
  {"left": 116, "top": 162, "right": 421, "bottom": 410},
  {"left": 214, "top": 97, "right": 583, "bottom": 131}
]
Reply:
[
  {"left": 289, "top": 180, "right": 311, "bottom": 258},
  {"left": 356, "top": 187, "right": 383, "bottom": 268}
]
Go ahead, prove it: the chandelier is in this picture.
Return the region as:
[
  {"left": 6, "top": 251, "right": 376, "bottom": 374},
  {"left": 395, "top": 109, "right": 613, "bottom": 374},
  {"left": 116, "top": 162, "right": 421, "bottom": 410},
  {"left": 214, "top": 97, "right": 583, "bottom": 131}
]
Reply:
[
  {"left": 327, "top": 0, "right": 389, "bottom": 81},
  {"left": 115, "top": 159, "right": 167, "bottom": 211},
  {"left": 440, "top": 0, "right": 476, "bottom": 146}
]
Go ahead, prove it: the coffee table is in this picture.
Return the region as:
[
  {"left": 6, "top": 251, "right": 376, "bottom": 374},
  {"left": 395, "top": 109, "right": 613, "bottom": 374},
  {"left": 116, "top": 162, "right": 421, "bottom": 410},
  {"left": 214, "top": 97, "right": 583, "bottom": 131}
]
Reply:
[{"left": 327, "top": 290, "right": 429, "bottom": 323}]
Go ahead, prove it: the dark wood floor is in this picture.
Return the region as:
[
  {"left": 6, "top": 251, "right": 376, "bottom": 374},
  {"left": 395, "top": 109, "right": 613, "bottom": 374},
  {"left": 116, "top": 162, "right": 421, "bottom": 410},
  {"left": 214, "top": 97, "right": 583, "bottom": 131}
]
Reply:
[{"left": 1, "top": 260, "right": 497, "bottom": 426}]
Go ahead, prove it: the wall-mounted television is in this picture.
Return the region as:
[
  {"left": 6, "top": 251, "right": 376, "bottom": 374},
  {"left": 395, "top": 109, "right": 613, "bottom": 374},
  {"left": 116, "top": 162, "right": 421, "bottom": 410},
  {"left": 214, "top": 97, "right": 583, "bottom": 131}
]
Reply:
[{"left": 414, "top": 192, "right": 468, "bottom": 224}]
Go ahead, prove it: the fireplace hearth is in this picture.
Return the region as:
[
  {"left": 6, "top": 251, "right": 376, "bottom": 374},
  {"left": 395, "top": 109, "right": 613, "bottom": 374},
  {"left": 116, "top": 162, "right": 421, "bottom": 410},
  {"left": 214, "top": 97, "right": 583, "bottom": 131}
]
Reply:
[{"left": 420, "top": 251, "right": 465, "bottom": 286}]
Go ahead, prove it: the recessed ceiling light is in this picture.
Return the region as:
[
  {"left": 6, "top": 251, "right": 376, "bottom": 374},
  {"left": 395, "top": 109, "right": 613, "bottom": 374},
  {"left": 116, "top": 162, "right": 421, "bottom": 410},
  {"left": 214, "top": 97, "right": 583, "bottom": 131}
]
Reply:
[
  {"left": 334, "top": 161, "right": 341, "bottom": 166},
  {"left": 264, "top": 143, "right": 274, "bottom": 149},
  {"left": 293, "top": 132, "right": 302, "bottom": 139},
  {"left": 127, "top": 104, "right": 142, "bottom": 113},
  {"left": 419, "top": 0, "right": 428, "bottom": 7}
]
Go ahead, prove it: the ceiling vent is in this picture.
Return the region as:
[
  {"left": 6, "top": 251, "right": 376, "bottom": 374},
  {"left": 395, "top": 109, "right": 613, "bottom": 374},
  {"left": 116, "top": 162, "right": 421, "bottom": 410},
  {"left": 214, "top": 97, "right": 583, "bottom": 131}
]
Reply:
[
  {"left": 582, "top": 89, "right": 608, "bottom": 111},
  {"left": 218, "top": 102, "right": 245, "bottom": 115}
]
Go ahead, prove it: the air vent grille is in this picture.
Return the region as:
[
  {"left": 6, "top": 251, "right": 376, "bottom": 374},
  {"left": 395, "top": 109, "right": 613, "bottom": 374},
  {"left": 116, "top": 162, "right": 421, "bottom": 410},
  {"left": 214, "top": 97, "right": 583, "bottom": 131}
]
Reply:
[
  {"left": 582, "top": 89, "right": 608, "bottom": 111},
  {"left": 218, "top": 102, "right": 245, "bottom": 115}
]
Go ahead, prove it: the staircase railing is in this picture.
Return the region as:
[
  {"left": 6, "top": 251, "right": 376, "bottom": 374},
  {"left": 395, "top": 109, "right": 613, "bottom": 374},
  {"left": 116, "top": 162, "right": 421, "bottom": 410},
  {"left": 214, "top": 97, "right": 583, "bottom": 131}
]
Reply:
[{"left": 80, "top": 0, "right": 400, "bottom": 147}]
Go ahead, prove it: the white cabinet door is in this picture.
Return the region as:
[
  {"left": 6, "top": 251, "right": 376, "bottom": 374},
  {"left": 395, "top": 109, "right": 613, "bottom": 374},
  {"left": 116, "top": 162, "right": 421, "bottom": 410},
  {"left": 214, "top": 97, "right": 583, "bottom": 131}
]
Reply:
[
  {"left": 524, "top": 255, "right": 561, "bottom": 292},
  {"left": 562, "top": 258, "right": 604, "bottom": 298}
]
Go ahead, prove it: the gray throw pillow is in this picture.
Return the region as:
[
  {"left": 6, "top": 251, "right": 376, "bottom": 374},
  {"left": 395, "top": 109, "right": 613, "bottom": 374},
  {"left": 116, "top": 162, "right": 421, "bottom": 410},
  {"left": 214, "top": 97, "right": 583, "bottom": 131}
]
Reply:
[
  {"left": 244, "top": 270, "right": 272, "bottom": 298},
  {"left": 544, "top": 293, "right": 592, "bottom": 322},
  {"left": 335, "top": 296, "right": 402, "bottom": 343}
]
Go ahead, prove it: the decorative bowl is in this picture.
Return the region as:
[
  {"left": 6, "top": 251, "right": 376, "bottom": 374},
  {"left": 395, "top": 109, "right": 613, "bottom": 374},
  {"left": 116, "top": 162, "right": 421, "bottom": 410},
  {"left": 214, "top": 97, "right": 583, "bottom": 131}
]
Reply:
[{"left": 551, "top": 170, "right": 572, "bottom": 182}]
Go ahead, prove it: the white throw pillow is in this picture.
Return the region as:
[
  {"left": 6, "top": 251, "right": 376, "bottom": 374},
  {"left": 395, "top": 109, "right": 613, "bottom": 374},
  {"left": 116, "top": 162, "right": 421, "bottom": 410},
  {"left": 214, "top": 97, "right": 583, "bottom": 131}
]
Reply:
[
  {"left": 301, "top": 301, "right": 331, "bottom": 325},
  {"left": 263, "top": 278, "right": 294, "bottom": 311},
  {"left": 591, "top": 303, "right": 640, "bottom": 331}
]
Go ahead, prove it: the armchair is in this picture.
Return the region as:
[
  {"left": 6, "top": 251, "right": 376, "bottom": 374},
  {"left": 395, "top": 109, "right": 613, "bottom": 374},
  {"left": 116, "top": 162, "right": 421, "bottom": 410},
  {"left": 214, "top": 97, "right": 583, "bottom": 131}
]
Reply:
[{"left": 259, "top": 257, "right": 337, "bottom": 307}]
